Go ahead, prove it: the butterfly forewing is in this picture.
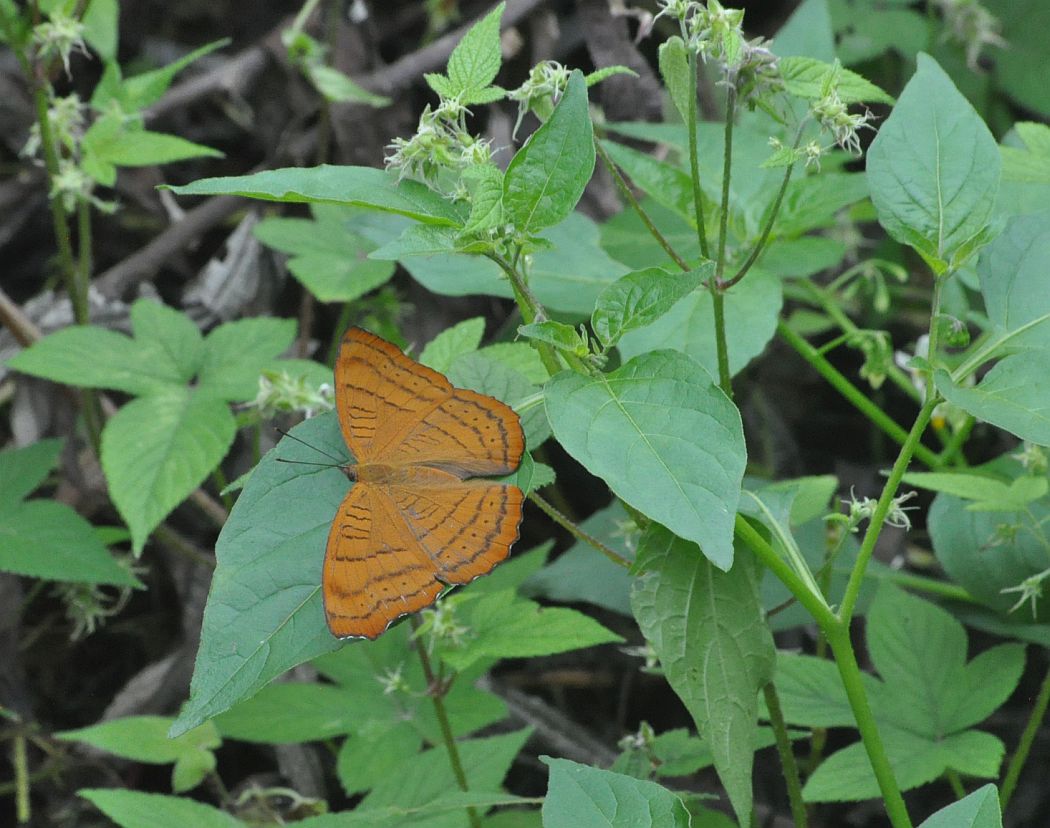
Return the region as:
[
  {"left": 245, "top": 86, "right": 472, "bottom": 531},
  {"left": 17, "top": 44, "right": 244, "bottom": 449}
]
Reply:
[
  {"left": 335, "top": 327, "right": 452, "bottom": 464},
  {"left": 381, "top": 388, "right": 525, "bottom": 477}
]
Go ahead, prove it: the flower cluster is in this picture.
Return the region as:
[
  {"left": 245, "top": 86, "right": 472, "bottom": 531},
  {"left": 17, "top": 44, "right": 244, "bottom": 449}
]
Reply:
[
  {"left": 385, "top": 98, "right": 493, "bottom": 199},
  {"left": 252, "top": 370, "right": 334, "bottom": 419},
  {"left": 934, "top": 0, "right": 1006, "bottom": 70}
]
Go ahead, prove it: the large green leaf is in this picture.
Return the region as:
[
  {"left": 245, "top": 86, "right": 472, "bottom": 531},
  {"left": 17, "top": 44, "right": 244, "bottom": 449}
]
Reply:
[
  {"left": 391, "top": 211, "right": 629, "bottom": 314},
  {"left": 928, "top": 475, "right": 1050, "bottom": 620},
  {"left": 0, "top": 438, "right": 62, "bottom": 507},
  {"left": 197, "top": 317, "right": 297, "bottom": 401},
  {"left": 102, "top": 388, "right": 236, "bottom": 554},
  {"left": 775, "top": 584, "right": 1022, "bottom": 803},
  {"left": 254, "top": 206, "right": 396, "bottom": 303},
  {"left": 935, "top": 353, "right": 1050, "bottom": 445},
  {"left": 437, "top": 591, "right": 622, "bottom": 672},
  {"left": 0, "top": 500, "right": 140, "bottom": 586},
  {"left": 631, "top": 527, "right": 775, "bottom": 824},
  {"left": 977, "top": 211, "right": 1050, "bottom": 350},
  {"left": 445, "top": 2, "right": 504, "bottom": 94},
  {"left": 541, "top": 758, "right": 690, "bottom": 828},
  {"left": 7, "top": 325, "right": 177, "bottom": 396},
  {"left": 866, "top": 53, "right": 1000, "bottom": 273},
  {"left": 545, "top": 351, "right": 745, "bottom": 567},
  {"left": 591, "top": 265, "right": 709, "bottom": 348},
  {"left": 918, "top": 785, "right": 1002, "bottom": 828},
  {"left": 168, "top": 166, "right": 463, "bottom": 226},
  {"left": 213, "top": 682, "right": 362, "bottom": 743},
  {"left": 503, "top": 70, "right": 594, "bottom": 234},
  {"left": 171, "top": 413, "right": 346, "bottom": 736},
  {"left": 58, "top": 717, "right": 219, "bottom": 793},
  {"left": 80, "top": 789, "right": 244, "bottom": 828},
  {"left": 617, "top": 268, "right": 782, "bottom": 378}
]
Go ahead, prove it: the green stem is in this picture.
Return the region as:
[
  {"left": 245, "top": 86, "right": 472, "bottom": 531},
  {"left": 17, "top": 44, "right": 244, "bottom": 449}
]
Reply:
[
  {"left": 487, "top": 253, "right": 568, "bottom": 377},
  {"left": 944, "top": 769, "right": 966, "bottom": 799},
  {"left": 796, "top": 279, "right": 921, "bottom": 403},
  {"left": 1001, "top": 660, "right": 1050, "bottom": 809},
  {"left": 686, "top": 50, "right": 709, "bottom": 260},
  {"left": 870, "top": 568, "right": 975, "bottom": 603},
  {"left": 410, "top": 621, "right": 481, "bottom": 828},
  {"left": 935, "top": 415, "right": 973, "bottom": 467},
  {"left": 714, "top": 85, "right": 735, "bottom": 284},
  {"left": 777, "top": 321, "right": 941, "bottom": 469},
  {"left": 528, "top": 492, "right": 630, "bottom": 568},
  {"left": 824, "top": 623, "right": 913, "bottom": 828},
  {"left": 594, "top": 138, "right": 692, "bottom": 272},
  {"left": 838, "top": 396, "right": 938, "bottom": 622},
  {"left": 763, "top": 682, "right": 807, "bottom": 828},
  {"left": 734, "top": 516, "right": 835, "bottom": 629},
  {"left": 13, "top": 730, "right": 29, "bottom": 823},
  {"left": 722, "top": 127, "right": 803, "bottom": 290}
]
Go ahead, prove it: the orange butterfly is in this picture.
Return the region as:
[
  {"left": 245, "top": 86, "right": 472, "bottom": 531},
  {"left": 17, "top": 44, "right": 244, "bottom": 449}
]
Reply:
[{"left": 324, "top": 327, "right": 525, "bottom": 639}]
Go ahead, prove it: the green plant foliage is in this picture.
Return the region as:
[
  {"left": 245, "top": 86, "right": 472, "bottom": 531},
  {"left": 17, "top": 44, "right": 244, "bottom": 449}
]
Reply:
[
  {"left": 0, "top": 440, "right": 138, "bottom": 585},
  {"left": 524, "top": 501, "right": 635, "bottom": 615},
  {"left": 618, "top": 267, "right": 783, "bottom": 378},
  {"left": 8, "top": 300, "right": 295, "bottom": 552},
  {"left": 928, "top": 458, "right": 1050, "bottom": 621},
  {"left": 591, "top": 265, "right": 710, "bottom": 349},
  {"left": 58, "top": 717, "right": 219, "bottom": 792},
  {"left": 917, "top": 784, "right": 1002, "bottom": 828},
  {"left": 546, "top": 351, "right": 745, "bottom": 567},
  {"left": 80, "top": 788, "right": 244, "bottom": 828},
  {"left": 436, "top": 590, "right": 623, "bottom": 672},
  {"left": 254, "top": 205, "right": 396, "bottom": 303},
  {"left": 419, "top": 317, "right": 487, "bottom": 371},
  {"left": 631, "top": 526, "right": 775, "bottom": 823},
  {"left": 503, "top": 70, "right": 595, "bottom": 235},
  {"left": 866, "top": 54, "right": 1001, "bottom": 274},
  {"left": 446, "top": 350, "right": 550, "bottom": 447},
  {"left": 168, "top": 166, "right": 464, "bottom": 225},
  {"left": 540, "top": 757, "right": 691, "bottom": 828},
  {"left": 776, "top": 584, "right": 1024, "bottom": 801}
]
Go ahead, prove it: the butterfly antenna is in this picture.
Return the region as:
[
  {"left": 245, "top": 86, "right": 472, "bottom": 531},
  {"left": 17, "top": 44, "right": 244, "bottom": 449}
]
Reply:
[
  {"left": 275, "top": 428, "right": 347, "bottom": 464},
  {"left": 275, "top": 458, "right": 342, "bottom": 469}
]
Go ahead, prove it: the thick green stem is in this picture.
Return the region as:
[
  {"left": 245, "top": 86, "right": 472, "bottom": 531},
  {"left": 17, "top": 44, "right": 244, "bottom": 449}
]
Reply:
[
  {"left": 686, "top": 51, "right": 709, "bottom": 260},
  {"left": 763, "top": 682, "right": 807, "bottom": 828},
  {"left": 714, "top": 85, "right": 735, "bottom": 284},
  {"left": 824, "top": 622, "right": 913, "bottom": 828},
  {"left": 1001, "top": 660, "right": 1050, "bottom": 809},
  {"left": 411, "top": 622, "right": 481, "bottom": 828},
  {"left": 777, "top": 321, "right": 941, "bottom": 469},
  {"left": 734, "top": 516, "right": 835, "bottom": 629},
  {"left": 594, "top": 137, "right": 692, "bottom": 272},
  {"left": 838, "top": 396, "right": 938, "bottom": 622}
]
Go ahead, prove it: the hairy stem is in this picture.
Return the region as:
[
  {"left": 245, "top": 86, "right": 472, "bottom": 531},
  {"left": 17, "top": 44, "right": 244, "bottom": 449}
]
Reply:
[{"left": 763, "top": 682, "right": 807, "bottom": 828}]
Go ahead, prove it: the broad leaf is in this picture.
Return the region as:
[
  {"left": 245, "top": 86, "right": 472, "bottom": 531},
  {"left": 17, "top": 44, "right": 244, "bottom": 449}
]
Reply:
[
  {"left": 504, "top": 71, "right": 594, "bottom": 234},
  {"left": 977, "top": 211, "right": 1050, "bottom": 351},
  {"left": 918, "top": 785, "right": 1002, "bottom": 828},
  {"left": 171, "top": 413, "right": 346, "bottom": 736},
  {"left": 80, "top": 789, "right": 244, "bottom": 828},
  {"left": 591, "top": 265, "right": 709, "bottom": 348},
  {"left": 545, "top": 351, "right": 745, "bottom": 567},
  {"left": 168, "top": 166, "right": 463, "bottom": 226},
  {"left": 866, "top": 53, "right": 1000, "bottom": 274},
  {"left": 631, "top": 527, "right": 775, "bottom": 823},
  {"left": 446, "top": 2, "right": 504, "bottom": 94},
  {"left": 419, "top": 318, "right": 487, "bottom": 372},
  {"left": 438, "top": 591, "right": 622, "bottom": 672},
  {"left": 617, "top": 268, "right": 782, "bottom": 378},
  {"left": 102, "top": 388, "right": 236, "bottom": 554},
  {"left": 214, "top": 682, "right": 362, "bottom": 743},
  {"left": 658, "top": 37, "right": 692, "bottom": 125},
  {"left": 541, "top": 757, "right": 690, "bottom": 828},
  {"left": 254, "top": 206, "right": 396, "bottom": 303},
  {"left": 0, "top": 440, "right": 138, "bottom": 586},
  {"left": 58, "top": 717, "right": 219, "bottom": 793},
  {"left": 935, "top": 354, "right": 1050, "bottom": 445}
]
